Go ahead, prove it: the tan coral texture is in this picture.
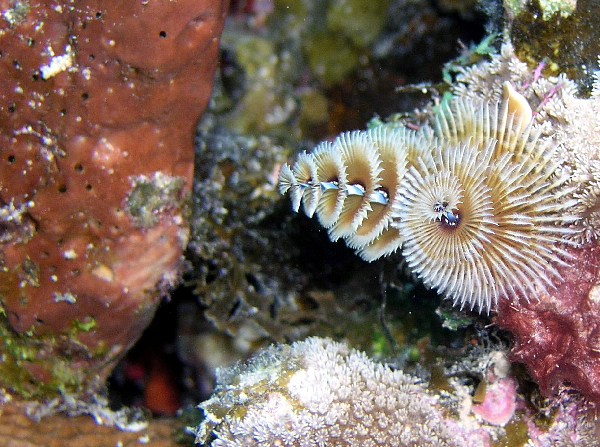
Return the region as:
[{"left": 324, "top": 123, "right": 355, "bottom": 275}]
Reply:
[{"left": 0, "top": 401, "right": 179, "bottom": 447}]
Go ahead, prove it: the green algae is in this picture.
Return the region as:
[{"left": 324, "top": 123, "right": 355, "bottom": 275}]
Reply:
[
  {"left": 0, "top": 308, "right": 105, "bottom": 399},
  {"left": 2, "top": 0, "right": 30, "bottom": 27},
  {"left": 326, "top": 0, "right": 389, "bottom": 47},
  {"left": 505, "top": 0, "right": 577, "bottom": 20},
  {"left": 510, "top": 0, "right": 600, "bottom": 86},
  {"left": 70, "top": 316, "right": 97, "bottom": 333},
  {"left": 303, "top": 31, "right": 360, "bottom": 86},
  {"left": 491, "top": 412, "right": 531, "bottom": 447}
]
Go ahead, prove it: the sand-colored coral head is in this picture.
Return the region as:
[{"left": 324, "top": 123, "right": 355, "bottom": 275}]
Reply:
[{"left": 195, "top": 337, "right": 489, "bottom": 446}]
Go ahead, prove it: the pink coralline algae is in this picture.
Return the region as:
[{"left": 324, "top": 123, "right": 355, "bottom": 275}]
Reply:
[
  {"left": 472, "top": 377, "right": 518, "bottom": 427},
  {"left": 497, "top": 244, "right": 600, "bottom": 404}
]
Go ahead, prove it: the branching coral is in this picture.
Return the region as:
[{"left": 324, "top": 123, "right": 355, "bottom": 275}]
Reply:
[{"left": 279, "top": 81, "right": 576, "bottom": 311}]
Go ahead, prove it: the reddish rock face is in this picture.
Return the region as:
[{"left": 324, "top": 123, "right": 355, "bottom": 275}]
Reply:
[
  {"left": 497, "top": 244, "right": 600, "bottom": 404},
  {"left": 0, "top": 0, "right": 228, "bottom": 398}
]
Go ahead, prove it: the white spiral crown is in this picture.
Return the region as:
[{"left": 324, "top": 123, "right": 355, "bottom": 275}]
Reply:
[{"left": 279, "top": 83, "right": 579, "bottom": 312}]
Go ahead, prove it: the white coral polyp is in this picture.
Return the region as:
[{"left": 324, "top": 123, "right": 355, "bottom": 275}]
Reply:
[{"left": 196, "top": 338, "right": 489, "bottom": 447}]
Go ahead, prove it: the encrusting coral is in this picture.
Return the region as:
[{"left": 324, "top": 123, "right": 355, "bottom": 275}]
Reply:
[
  {"left": 195, "top": 337, "right": 600, "bottom": 446},
  {"left": 194, "top": 337, "right": 490, "bottom": 447},
  {"left": 279, "top": 78, "right": 577, "bottom": 312}
]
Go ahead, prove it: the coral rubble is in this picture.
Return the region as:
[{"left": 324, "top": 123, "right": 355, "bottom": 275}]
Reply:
[
  {"left": 0, "top": 393, "right": 181, "bottom": 447},
  {"left": 0, "top": 0, "right": 228, "bottom": 398}
]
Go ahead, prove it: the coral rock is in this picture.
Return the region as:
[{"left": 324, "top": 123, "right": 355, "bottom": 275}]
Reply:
[
  {"left": 0, "top": 397, "right": 181, "bottom": 447},
  {"left": 0, "top": 0, "right": 228, "bottom": 398},
  {"left": 497, "top": 244, "right": 600, "bottom": 403},
  {"left": 471, "top": 377, "right": 517, "bottom": 426}
]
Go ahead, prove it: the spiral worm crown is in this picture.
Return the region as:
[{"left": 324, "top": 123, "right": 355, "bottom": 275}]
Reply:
[{"left": 279, "top": 83, "right": 578, "bottom": 312}]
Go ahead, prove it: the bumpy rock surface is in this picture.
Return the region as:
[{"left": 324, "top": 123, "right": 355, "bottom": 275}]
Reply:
[
  {"left": 0, "top": 0, "right": 228, "bottom": 398},
  {"left": 0, "top": 399, "right": 181, "bottom": 447}
]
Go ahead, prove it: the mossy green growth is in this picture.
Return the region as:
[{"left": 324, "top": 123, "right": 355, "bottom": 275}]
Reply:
[
  {"left": 505, "top": 0, "right": 576, "bottom": 21},
  {"left": 71, "top": 316, "right": 98, "bottom": 333},
  {"left": 298, "top": 88, "right": 329, "bottom": 132},
  {"left": 436, "top": 306, "right": 473, "bottom": 331},
  {"left": 442, "top": 33, "right": 499, "bottom": 85},
  {"left": 0, "top": 309, "right": 105, "bottom": 399},
  {"left": 491, "top": 412, "right": 531, "bottom": 446},
  {"left": 326, "top": 0, "right": 389, "bottom": 47},
  {"left": 233, "top": 36, "right": 277, "bottom": 80},
  {"left": 2, "top": 0, "right": 30, "bottom": 26},
  {"left": 538, "top": 0, "right": 577, "bottom": 20},
  {"left": 272, "top": 0, "right": 310, "bottom": 34},
  {"left": 510, "top": 0, "right": 600, "bottom": 86}
]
